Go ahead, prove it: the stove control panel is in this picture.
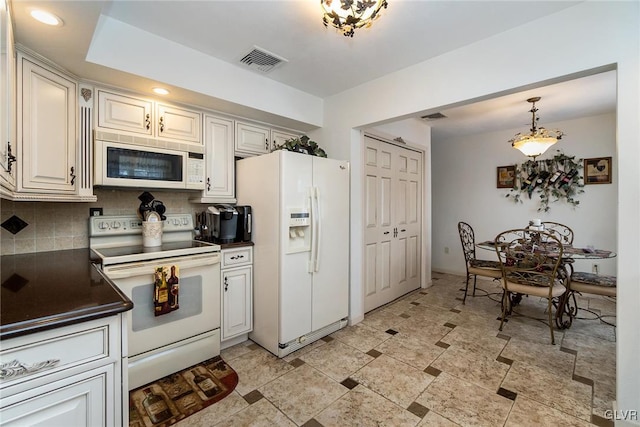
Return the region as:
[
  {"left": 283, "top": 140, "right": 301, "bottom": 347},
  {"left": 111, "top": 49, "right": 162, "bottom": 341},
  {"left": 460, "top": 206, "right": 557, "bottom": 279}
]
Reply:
[{"left": 89, "top": 214, "right": 193, "bottom": 236}]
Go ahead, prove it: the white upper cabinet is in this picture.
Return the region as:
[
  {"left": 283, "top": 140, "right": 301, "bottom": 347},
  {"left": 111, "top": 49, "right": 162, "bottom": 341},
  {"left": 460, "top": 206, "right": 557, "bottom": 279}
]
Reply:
[
  {"left": 96, "top": 88, "right": 202, "bottom": 145},
  {"left": 235, "top": 120, "right": 300, "bottom": 157},
  {"left": 271, "top": 129, "right": 299, "bottom": 151},
  {"left": 97, "top": 90, "right": 153, "bottom": 136},
  {"left": 0, "top": 1, "right": 16, "bottom": 193},
  {"left": 156, "top": 103, "right": 201, "bottom": 144},
  {"left": 191, "top": 114, "right": 236, "bottom": 204},
  {"left": 18, "top": 53, "right": 77, "bottom": 194},
  {"left": 235, "top": 121, "right": 270, "bottom": 155}
]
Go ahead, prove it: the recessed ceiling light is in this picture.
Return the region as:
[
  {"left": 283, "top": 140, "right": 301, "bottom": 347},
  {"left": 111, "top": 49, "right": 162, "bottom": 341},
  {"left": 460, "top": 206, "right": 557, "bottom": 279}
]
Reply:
[
  {"left": 152, "top": 87, "right": 170, "bottom": 95},
  {"left": 29, "top": 9, "right": 64, "bottom": 27}
]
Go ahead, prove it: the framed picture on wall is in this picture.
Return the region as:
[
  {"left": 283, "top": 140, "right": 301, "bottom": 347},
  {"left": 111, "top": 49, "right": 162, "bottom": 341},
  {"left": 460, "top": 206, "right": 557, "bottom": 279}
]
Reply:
[
  {"left": 584, "top": 157, "right": 612, "bottom": 184},
  {"left": 497, "top": 165, "right": 516, "bottom": 188}
]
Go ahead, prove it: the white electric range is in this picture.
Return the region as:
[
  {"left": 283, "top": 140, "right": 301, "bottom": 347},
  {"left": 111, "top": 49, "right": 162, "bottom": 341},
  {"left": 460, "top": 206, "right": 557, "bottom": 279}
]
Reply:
[{"left": 89, "top": 214, "right": 221, "bottom": 391}]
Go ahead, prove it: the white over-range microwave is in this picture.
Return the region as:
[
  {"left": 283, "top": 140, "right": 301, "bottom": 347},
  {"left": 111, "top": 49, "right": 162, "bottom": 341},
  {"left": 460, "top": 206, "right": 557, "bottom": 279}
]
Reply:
[{"left": 94, "top": 139, "right": 205, "bottom": 190}]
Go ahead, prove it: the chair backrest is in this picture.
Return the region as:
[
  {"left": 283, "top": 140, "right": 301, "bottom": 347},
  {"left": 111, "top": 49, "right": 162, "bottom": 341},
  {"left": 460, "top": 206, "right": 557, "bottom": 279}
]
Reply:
[
  {"left": 541, "top": 222, "right": 574, "bottom": 245},
  {"left": 458, "top": 221, "right": 476, "bottom": 262},
  {"left": 494, "top": 229, "right": 564, "bottom": 290}
]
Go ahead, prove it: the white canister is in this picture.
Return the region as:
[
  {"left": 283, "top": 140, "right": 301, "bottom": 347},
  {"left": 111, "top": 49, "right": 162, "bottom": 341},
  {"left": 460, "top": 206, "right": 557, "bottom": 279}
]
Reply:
[{"left": 142, "top": 212, "right": 163, "bottom": 247}]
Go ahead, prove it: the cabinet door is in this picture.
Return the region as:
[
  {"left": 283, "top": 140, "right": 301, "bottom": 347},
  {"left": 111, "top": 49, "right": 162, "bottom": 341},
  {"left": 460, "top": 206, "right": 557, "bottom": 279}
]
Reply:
[
  {"left": 19, "top": 55, "right": 76, "bottom": 193},
  {"left": 156, "top": 103, "right": 201, "bottom": 144},
  {"left": 221, "top": 266, "right": 253, "bottom": 340},
  {"left": 0, "top": 2, "right": 15, "bottom": 190},
  {"left": 235, "top": 121, "right": 270, "bottom": 155},
  {"left": 97, "top": 90, "right": 153, "bottom": 136},
  {"left": 203, "top": 115, "right": 234, "bottom": 200},
  {"left": 0, "top": 366, "right": 111, "bottom": 427},
  {"left": 271, "top": 130, "right": 298, "bottom": 152}
]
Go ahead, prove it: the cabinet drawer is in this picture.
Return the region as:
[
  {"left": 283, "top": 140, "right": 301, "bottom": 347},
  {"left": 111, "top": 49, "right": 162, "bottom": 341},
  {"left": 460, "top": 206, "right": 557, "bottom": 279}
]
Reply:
[
  {"left": 0, "top": 320, "right": 112, "bottom": 388},
  {"left": 221, "top": 247, "right": 252, "bottom": 268}
]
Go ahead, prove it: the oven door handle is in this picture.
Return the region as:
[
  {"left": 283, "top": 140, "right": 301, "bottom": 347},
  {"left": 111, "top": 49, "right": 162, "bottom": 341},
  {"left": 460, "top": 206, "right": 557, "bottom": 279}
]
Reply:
[{"left": 103, "top": 254, "right": 220, "bottom": 279}]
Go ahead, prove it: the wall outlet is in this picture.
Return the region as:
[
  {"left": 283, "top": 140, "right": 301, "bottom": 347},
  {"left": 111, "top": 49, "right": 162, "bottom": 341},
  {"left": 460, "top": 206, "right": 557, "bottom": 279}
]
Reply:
[
  {"left": 444, "top": 247, "right": 449, "bottom": 254},
  {"left": 592, "top": 263, "right": 599, "bottom": 274}
]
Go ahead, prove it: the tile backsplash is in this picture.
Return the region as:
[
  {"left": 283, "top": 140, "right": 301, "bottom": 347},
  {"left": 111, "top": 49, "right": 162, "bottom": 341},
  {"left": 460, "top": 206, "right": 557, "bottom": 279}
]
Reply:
[{"left": 1, "top": 189, "right": 207, "bottom": 255}]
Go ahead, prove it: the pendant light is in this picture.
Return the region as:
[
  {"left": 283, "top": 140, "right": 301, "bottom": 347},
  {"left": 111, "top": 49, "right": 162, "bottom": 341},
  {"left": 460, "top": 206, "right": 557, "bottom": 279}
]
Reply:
[
  {"left": 510, "top": 97, "right": 564, "bottom": 159},
  {"left": 321, "top": 0, "right": 388, "bottom": 37}
]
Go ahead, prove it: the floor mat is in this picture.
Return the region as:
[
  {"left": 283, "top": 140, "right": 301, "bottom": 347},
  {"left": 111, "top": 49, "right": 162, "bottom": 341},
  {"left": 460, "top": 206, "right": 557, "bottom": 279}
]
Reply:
[{"left": 129, "top": 355, "right": 238, "bottom": 427}]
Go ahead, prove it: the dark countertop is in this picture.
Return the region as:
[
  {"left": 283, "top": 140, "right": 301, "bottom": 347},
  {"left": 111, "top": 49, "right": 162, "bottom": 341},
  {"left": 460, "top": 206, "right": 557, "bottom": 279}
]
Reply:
[
  {"left": 219, "top": 241, "right": 254, "bottom": 250},
  {"left": 0, "top": 248, "right": 133, "bottom": 340}
]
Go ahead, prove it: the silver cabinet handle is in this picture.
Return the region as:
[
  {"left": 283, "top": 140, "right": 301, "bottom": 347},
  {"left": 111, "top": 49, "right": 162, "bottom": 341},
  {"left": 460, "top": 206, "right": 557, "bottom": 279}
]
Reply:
[
  {"left": 224, "top": 276, "right": 228, "bottom": 292},
  {"left": 159, "top": 116, "right": 165, "bottom": 133},
  {"left": 70, "top": 166, "right": 76, "bottom": 185},
  {"left": 207, "top": 177, "right": 211, "bottom": 191},
  {"left": 230, "top": 254, "right": 245, "bottom": 260},
  {"left": 0, "top": 359, "right": 60, "bottom": 380},
  {"left": 145, "top": 113, "right": 151, "bottom": 130}
]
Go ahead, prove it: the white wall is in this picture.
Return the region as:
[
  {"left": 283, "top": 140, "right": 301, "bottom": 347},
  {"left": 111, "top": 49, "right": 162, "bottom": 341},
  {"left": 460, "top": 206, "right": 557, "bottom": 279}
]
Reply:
[
  {"left": 432, "top": 113, "right": 617, "bottom": 276},
  {"left": 317, "top": 2, "right": 638, "bottom": 421}
]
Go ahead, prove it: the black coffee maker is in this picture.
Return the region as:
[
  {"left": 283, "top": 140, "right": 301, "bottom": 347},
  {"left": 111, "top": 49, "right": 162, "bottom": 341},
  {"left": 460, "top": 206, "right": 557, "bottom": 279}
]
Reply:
[{"left": 207, "top": 205, "right": 238, "bottom": 243}]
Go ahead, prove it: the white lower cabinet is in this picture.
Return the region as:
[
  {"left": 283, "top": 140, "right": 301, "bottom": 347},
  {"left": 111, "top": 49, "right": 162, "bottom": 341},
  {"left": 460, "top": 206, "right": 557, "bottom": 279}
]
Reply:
[
  {"left": 0, "top": 316, "right": 124, "bottom": 426},
  {"left": 220, "top": 247, "right": 253, "bottom": 342},
  {"left": 0, "top": 365, "right": 111, "bottom": 427}
]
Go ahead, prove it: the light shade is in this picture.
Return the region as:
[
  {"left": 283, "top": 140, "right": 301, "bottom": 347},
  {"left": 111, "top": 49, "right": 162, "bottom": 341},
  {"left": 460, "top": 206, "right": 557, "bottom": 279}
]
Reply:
[
  {"left": 511, "top": 135, "right": 558, "bottom": 158},
  {"left": 321, "top": 0, "right": 388, "bottom": 37},
  {"left": 509, "top": 97, "right": 563, "bottom": 159}
]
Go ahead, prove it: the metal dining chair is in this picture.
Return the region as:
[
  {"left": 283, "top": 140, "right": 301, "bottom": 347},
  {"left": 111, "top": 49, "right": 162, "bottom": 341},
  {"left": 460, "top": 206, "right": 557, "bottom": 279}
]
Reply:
[
  {"left": 557, "top": 271, "right": 617, "bottom": 327},
  {"left": 541, "top": 222, "right": 574, "bottom": 245},
  {"left": 457, "top": 222, "right": 502, "bottom": 304},
  {"left": 494, "top": 228, "right": 567, "bottom": 344}
]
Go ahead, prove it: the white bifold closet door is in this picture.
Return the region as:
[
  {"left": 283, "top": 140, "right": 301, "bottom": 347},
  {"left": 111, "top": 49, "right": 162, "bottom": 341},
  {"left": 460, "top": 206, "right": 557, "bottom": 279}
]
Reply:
[{"left": 364, "top": 135, "right": 422, "bottom": 312}]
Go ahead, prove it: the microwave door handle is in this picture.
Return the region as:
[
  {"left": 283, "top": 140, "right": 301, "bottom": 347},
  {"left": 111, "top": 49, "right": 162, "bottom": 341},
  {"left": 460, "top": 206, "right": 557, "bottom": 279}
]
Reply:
[
  {"left": 247, "top": 213, "right": 252, "bottom": 234},
  {"left": 103, "top": 254, "right": 220, "bottom": 279}
]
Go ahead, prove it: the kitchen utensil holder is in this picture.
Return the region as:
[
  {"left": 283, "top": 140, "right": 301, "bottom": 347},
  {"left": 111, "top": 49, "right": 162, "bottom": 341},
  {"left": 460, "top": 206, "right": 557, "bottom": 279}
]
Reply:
[{"left": 142, "top": 221, "right": 163, "bottom": 247}]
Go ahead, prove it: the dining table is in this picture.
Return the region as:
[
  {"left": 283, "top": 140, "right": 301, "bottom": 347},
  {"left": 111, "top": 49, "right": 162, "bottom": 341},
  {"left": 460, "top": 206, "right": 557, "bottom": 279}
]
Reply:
[{"left": 476, "top": 238, "right": 616, "bottom": 329}]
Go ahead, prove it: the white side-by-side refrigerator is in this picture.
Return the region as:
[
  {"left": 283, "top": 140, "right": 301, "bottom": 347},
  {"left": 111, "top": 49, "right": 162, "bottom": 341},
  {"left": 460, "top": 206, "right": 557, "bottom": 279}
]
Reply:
[{"left": 236, "top": 150, "right": 350, "bottom": 357}]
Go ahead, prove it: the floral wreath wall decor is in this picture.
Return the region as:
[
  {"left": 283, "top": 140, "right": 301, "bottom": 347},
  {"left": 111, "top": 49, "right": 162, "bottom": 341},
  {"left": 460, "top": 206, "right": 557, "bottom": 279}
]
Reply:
[{"left": 504, "top": 151, "right": 584, "bottom": 212}]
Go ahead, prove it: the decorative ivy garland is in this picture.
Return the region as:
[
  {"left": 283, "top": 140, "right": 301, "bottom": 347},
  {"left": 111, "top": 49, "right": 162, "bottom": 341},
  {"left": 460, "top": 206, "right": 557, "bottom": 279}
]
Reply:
[
  {"left": 506, "top": 151, "right": 584, "bottom": 212},
  {"left": 272, "top": 135, "right": 327, "bottom": 157}
]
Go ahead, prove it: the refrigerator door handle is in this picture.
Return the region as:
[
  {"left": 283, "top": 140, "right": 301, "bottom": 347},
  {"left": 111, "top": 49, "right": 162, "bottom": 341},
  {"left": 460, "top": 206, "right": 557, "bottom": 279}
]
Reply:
[{"left": 314, "top": 186, "right": 322, "bottom": 272}]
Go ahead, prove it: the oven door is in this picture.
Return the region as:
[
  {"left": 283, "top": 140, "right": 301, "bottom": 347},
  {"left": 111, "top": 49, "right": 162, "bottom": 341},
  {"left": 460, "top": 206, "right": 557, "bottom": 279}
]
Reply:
[{"left": 102, "top": 252, "right": 220, "bottom": 358}]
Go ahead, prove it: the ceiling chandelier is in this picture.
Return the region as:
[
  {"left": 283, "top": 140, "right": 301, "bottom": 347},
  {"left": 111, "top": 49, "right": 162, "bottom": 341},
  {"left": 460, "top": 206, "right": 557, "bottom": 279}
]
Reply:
[
  {"left": 510, "top": 97, "right": 564, "bottom": 159},
  {"left": 321, "top": 0, "right": 388, "bottom": 38}
]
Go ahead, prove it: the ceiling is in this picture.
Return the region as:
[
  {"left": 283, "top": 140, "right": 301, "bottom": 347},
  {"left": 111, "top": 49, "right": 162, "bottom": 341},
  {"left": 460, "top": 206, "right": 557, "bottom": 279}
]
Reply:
[{"left": 9, "top": 0, "right": 616, "bottom": 138}]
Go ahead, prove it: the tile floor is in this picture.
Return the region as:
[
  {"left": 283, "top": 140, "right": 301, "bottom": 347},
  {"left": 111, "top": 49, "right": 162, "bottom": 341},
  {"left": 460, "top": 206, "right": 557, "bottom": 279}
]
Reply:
[{"left": 177, "top": 272, "right": 616, "bottom": 427}]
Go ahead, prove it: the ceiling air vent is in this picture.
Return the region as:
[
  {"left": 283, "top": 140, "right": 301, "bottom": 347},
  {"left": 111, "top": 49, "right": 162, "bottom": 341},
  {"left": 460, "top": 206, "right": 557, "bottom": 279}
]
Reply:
[
  {"left": 421, "top": 112, "right": 447, "bottom": 120},
  {"left": 239, "top": 46, "right": 288, "bottom": 73}
]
